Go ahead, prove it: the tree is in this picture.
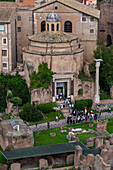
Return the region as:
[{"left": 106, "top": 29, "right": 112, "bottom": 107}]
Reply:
[
  {"left": 0, "top": 74, "right": 30, "bottom": 112},
  {"left": 19, "top": 103, "right": 43, "bottom": 122},
  {"left": 29, "top": 62, "right": 53, "bottom": 89},
  {"left": 10, "top": 97, "right": 22, "bottom": 107},
  {"left": 93, "top": 41, "right": 113, "bottom": 93}
]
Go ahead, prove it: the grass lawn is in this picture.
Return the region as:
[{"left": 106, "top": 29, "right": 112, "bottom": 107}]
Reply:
[
  {"left": 0, "top": 146, "right": 7, "bottom": 164},
  {"left": 76, "top": 133, "right": 96, "bottom": 144},
  {"left": 107, "top": 118, "right": 113, "bottom": 134},
  {"left": 29, "top": 110, "right": 65, "bottom": 126},
  {"left": 34, "top": 118, "right": 113, "bottom": 147},
  {"left": 34, "top": 121, "right": 97, "bottom": 146}
]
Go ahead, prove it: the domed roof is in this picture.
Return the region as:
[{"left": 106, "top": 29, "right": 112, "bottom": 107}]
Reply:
[{"left": 46, "top": 13, "right": 61, "bottom": 22}]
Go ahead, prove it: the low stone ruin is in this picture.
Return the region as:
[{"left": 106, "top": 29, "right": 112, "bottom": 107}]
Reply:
[
  {"left": 0, "top": 117, "right": 34, "bottom": 150},
  {"left": 74, "top": 145, "right": 111, "bottom": 170},
  {"left": 96, "top": 121, "right": 107, "bottom": 132}
]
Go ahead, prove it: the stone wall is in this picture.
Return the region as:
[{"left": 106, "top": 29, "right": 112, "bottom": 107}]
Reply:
[
  {"left": 92, "top": 99, "right": 113, "bottom": 111},
  {"left": 99, "top": 2, "right": 113, "bottom": 45},
  {"left": 74, "top": 145, "right": 111, "bottom": 170},
  {"left": 74, "top": 77, "right": 95, "bottom": 101},
  {"left": 31, "top": 86, "right": 52, "bottom": 104}
]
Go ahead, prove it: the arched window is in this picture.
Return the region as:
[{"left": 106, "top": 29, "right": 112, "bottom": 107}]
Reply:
[
  {"left": 51, "top": 24, "right": 54, "bottom": 31},
  {"left": 57, "top": 24, "right": 59, "bottom": 31},
  {"left": 41, "top": 21, "right": 45, "bottom": 32},
  {"left": 47, "top": 24, "right": 49, "bottom": 32},
  {"left": 107, "top": 34, "right": 112, "bottom": 46},
  {"left": 64, "top": 21, "right": 72, "bottom": 33}
]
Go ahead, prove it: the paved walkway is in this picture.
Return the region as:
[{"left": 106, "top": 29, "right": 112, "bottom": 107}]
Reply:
[{"left": 29, "top": 111, "right": 113, "bottom": 132}]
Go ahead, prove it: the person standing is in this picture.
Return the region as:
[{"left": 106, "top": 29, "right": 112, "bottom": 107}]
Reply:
[
  {"left": 47, "top": 122, "right": 50, "bottom": 129},
  {"left": 36, "top": 122, "right": 37, "bottom": 128}
]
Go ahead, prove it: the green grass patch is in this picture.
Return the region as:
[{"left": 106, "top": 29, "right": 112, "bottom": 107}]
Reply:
[
  {"left": 53, "top": 163, "right": 74, "bottom": 169},
  {"left": 0, "top": 146, "right": 7, "bottom": 164},
  {"left": 76, "top": 133, "right": 96, "bottom": 144},
  {"left": 34, "top": 121, "right": 97, "bottom": 146}
]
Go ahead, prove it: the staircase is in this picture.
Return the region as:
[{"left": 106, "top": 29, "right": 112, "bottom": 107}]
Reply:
[{"left": 56, "top": 100, "right": 70, "bottom": 118}]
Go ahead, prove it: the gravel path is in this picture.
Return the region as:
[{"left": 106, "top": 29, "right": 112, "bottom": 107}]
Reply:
[{"left": 29, "top": 111, "right": 113, "bottom": 132}]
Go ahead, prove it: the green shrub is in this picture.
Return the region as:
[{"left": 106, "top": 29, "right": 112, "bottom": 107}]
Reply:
[
  {"left": 78, "top": 89, "right": 83, "bottom": 95},
  {"left": 100, "top": 93, "right": 110, "bottom": 100},
  {"left": 78, "top": 70, "right": 93, "bottom": 82},
  {"left": 19, "top": 103, "right": 43, "bottom": 122},
  {"left": 75, "top": 99, "right": 92, "bottom": 111},
  {"left": 38, "top": 102, "right": 57, "bottom": 114},
  {"left": 7, "top": 92, "right": 13, "bottom": 99}
]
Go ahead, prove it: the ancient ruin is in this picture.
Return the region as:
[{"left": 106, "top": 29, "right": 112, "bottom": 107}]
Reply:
[{"left": 0, "top": 118, "right": 34, "bottom": 150}]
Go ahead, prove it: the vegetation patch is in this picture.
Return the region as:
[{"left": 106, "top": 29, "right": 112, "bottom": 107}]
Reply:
[
  {"left": 76, "top": 133, "right": 96, "bottom": 144},
  {"left": 78, "top": 70, "right": 93, "bottom": 82},
  {"left": 34, "top": 122, "right": 96, "bottom": 146},
  {"left": 29, "top": 62, "right": 53, "bottom": 89},
  {"left": 0, "top": 74, "right": 30, "bottom": 112},
  {"left": 75, "top": 99, "right": 92, "bottom": 111}
]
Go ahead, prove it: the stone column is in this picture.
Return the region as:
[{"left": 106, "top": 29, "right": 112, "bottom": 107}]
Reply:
[{"left": 93, "top": 59, "right": 103, "bottom": 103}]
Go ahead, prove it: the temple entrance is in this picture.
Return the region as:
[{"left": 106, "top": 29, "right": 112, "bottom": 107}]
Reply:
[{"left": 56, "top": 82, "right": 67, "bottom": 98}]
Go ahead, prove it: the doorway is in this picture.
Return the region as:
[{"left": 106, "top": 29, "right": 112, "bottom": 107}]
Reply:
[{"left": 56, "top": 82, "right": 67, "bottom": 98}]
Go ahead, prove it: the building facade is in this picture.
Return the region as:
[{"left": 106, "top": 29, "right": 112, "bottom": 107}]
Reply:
[
  {"left": 23, "top": 0, "right": 99, "bottom": 102},
  {"left": 99, "top": 2, "right": 113, "bottom": 46}
]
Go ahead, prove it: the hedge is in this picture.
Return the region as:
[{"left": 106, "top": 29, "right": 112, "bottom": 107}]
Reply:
[
  {"left": 75, "top": 99, "right": 92, "bottom": 111},
  {"left": 38, "top": 102, "right": 57, "bottom": 114}
]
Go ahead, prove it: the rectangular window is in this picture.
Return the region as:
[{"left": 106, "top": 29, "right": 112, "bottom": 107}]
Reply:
[
  {"left": 29, "top": 17, "right": 32, "bottom": 21},
  {"left": 2, "top": 38, "right": 7, "bottom": 45},
  {"left": 17, "top": 16, "right": 21, "bottom": 21},
  {"left": 90, "top": 29, "right": 94, "bottom": 33},
  {"left": 82, "top": 16, "right": 86, "bottom": 22},
  {"left": 0, "top": 25, "right": 5, "bottom": 31},
  {"left": 18, "top": 27, "right": 21, "bottom": 32},
  {"left": 2, "top": 50, "right": 7, "bottom": 57},
  {"left": 90, "top": 17, "right": 94, "bottom": 22},
  {"left": 3, "top": 63, "right": 7, "bottom": 68}
]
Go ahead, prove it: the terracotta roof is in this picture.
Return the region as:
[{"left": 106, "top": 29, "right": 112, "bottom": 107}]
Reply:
[
  {"left": 0, "top": 2, "right": 33, "bottom": 22},
  {"left": 0, "top": 8, "right": 15, "bottom": 23},
  {"left": 29, "top": 31, "right": 77, "bottom": 42},
  {"left": 0, "top": 2, "right": 33, "bottom": 8},
  {"left": 32, "top": 0, "right": 100, "bottom": 19}
]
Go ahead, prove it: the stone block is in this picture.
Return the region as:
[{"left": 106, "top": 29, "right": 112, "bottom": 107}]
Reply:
[
  {"left": 50, "top": 133, "right": 56, "bottom": 137},
  {"left": 66, "top": 154, "right": 74, "bottom": 164},
  {"left": 0, "top": 163, "right": 8, "bottom": 170},
  {"left": 10, "top": 163, "right": 21, "bottom": 170},
  {"left": 39, "top": 159, "right": 48, "bottom": 169},
  {"left": 86, "top": 154, "right": 95, "bottom": 166},
  {"left": 85, "top": 137, "right": 94, "bottom": 147},
  {"left": 96, "top": 121, "right": 107, "bottom": 132},
  {"left": 75, "top": 137, "right": 79, "bottom": 142},
  {"left": 95, "top": 136, "right": 103, "bottom": 149},
  {"left": 104, "top": 140, "right": 110, "bottom": 150},
  {"left": 88, "top": 124, "right": 94, "bottom": 127}
]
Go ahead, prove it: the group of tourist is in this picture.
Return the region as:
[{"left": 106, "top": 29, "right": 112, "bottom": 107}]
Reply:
[{"left": 67, "top": 110, "right": 99, "bottom": 125}]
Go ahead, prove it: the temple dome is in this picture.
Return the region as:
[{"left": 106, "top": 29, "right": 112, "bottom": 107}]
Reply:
[{"left": 46, "top": 13, "right": 61, "bottom": 22}]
